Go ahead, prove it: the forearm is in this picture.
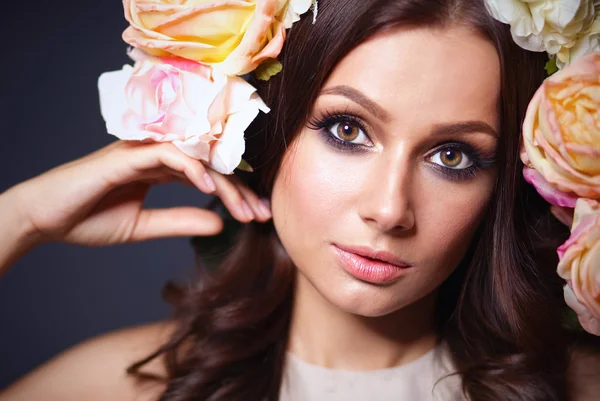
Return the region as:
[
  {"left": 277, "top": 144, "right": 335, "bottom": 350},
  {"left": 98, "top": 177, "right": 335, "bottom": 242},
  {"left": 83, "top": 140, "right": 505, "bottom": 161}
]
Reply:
[{"left": 0, "top": 186, "right": 39, "bottom": 278}]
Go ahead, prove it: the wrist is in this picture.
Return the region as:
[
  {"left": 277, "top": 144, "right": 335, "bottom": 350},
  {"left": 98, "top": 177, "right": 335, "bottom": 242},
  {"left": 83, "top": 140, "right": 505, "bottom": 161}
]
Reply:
[{"left": 0, "top": 185, "right": 42, "bottom": 264}]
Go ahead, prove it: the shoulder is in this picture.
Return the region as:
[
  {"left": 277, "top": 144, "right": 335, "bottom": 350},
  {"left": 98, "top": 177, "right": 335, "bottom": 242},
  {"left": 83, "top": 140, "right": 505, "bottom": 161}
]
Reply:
[
  {"left": 569, "top": 345, "right": 600, "bottom": 401},
  {"left": 0, "top": 320, "right": 176, "bottom": 401}
]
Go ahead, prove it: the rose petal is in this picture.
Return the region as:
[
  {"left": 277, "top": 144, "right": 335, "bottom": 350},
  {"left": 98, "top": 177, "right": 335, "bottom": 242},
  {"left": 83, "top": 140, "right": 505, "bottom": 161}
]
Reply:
[
  {"left": 523, "top": 166, "right": 579, "bottom": 207},
  {"left": 98, "top": 65, "right": 135, "bottom": 137},
  {"left": 121, "top": 0, "right": 309, "bottom": 76},
  {"left": 209, "top": 77, "right": 270, "bottom": 174},
  {"left": 98, "top": 59, "right": 270, "bottom": 173},
  {"left": 557, "top": 199, "right": 600, "bottom": 320},
  {"left": 520, "top": 52, "right": 600, "bottom": 200}
]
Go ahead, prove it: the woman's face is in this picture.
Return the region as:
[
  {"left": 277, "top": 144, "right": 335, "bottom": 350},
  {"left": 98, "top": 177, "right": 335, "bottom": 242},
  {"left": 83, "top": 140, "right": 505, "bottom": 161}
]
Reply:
[{"left": 271, "top": 26, "right": 501, "bottom": 317}]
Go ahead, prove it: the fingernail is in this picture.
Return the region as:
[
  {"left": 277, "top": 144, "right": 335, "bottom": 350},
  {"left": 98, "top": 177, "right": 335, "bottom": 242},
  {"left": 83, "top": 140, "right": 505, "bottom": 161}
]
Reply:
[
  {"left": 204, "top": 173, "right": 216, "bottom": 192},
  {"left": 259, "top": 199, "right": 272, "bottom": 218},
  {"left": 241, "top": 200, "right": 254, "bottom": 220}
]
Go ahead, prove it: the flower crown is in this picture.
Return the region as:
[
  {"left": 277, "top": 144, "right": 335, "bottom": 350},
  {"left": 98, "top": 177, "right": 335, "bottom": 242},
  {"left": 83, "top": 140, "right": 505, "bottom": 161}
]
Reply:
[
  {"left": 98, "top": 0, "right": 599, "bottom": 321},
  {"left": 99, "top": 0, "right": 318, "bottom": 175},
  {"left": 484, "top": 1, "right": 600, "bottom": 322}
]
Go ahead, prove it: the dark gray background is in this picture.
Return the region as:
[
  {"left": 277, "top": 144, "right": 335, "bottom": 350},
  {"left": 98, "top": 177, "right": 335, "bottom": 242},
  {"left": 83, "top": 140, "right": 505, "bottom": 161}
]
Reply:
[{"left": 0, "top": 1, "right": 210, "bottom": 388}]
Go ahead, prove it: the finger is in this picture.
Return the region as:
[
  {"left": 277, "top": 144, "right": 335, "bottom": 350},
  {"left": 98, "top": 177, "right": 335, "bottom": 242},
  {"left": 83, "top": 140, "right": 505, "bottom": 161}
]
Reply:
[
  {"left": 206, "top": 169, "right": 255, "bottom": 223},
  {"left": 550, "top": 205, "right": 574, "bottom": 227},
  {"left": 147, "top": 167, "right": 193, "bottom": 185},
  {"left": 130, "top": 207, "right": 224, "bottom": 241},
  {"left": 105, "top": 142, "right": 251, "bottom": 223},
  {"left": 139, "top": 168, "right": 200, "bottom": 188},
  {"left": 134, "top": 167, "right": 185, "bottom": 184},
  {"left": 102, "top": 142, "right": 216, "bottom": 195},
  {"left": 155, "top": 146, "right": 217, "bottom": 194},
  {"left": 228, "top": 176, "right": 272, "bottom": 222}
]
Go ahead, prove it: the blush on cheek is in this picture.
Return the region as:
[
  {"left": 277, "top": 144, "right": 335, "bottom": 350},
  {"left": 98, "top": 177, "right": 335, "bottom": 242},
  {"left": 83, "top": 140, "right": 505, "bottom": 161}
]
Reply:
[
  {"left": 271, "top": 132, "right": 364, "bottom": 266},
  {"left": 279, "top": 134, "right": 360, "bottom": 219},
  {"left": 434, "top": 191, "right": 494, "bottom": 267}
]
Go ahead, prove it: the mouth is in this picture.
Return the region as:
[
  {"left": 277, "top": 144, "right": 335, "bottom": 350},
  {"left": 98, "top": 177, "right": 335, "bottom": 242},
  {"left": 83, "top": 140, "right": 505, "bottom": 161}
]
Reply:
[{"left": 332, "top": 244, "right": 413, "bottom": 285}]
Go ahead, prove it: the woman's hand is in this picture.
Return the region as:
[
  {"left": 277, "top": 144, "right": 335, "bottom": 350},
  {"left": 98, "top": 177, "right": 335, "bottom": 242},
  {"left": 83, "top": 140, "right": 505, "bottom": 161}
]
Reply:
[
  {"left": 551, "top": 205, "right": 600, "bottom": 336},
  {"left": 1, "top": 140, "right": 270, "bottom": 250}
]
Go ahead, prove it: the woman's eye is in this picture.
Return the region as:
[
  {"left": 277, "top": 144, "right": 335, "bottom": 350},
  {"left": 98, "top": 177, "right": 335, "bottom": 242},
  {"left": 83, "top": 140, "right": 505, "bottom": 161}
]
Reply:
[
  {"left": 429, "top": 147, "right": 474, "bottom": 170},
  {"left": 328, "top": 121, "right": 371, "bottom": 146}
]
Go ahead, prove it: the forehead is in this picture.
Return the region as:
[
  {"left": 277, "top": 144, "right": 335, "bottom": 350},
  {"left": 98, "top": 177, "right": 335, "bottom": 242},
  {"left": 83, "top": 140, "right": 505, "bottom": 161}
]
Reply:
[{"left": 323, "top": 25, "right": 501, "bottom": 129}]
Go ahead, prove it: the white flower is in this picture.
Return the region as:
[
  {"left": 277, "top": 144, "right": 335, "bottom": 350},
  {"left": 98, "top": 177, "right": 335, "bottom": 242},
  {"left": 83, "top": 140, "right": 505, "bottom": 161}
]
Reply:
[
  {"left": 277, "top": 0, "right": 317, "bottom": 29},
  {"left": 98, "top": 55, "right": 269, "bottom": 175},
  {"left": 484, "top": 0, "right": 599, "bottom": 67},
  {"left": 556, "top": 12, "right": 600, "bottom": 68}
]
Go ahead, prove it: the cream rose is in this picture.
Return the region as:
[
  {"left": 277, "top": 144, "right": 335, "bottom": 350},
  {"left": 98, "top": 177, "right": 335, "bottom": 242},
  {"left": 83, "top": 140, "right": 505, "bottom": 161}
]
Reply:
[
  {"left": 484, "top": 0, "right": 598, "bottom": 65},
  {"left": 557, "top": 13, "right": 600, "bottom": 69},
  {"left": 557, "top": 198, "right": 600, "bottom": 319},
  {"left": 122, "top": 0, "right": 313, "bottom": 76},
  {"left": 520, "top": 51, "right": 600, "bottom": 201},
  {"left": 277, "top": 0, "right": 314, "bottom": 28},
  {"left": 97, "top": 51, "right": 269, "bottom": 174}
]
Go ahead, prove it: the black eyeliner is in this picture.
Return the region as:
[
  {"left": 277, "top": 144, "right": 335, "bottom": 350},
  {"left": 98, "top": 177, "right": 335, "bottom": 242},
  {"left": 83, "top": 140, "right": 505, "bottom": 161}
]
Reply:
[
  {"left": 308, "top": 111, "right": 498, "bottom": 182},
  {"left": 427, "top": 141, "right": 497, "bottom": 181},
  {"left": 307, "top": 112, "right": 371, "bottom": 153}
]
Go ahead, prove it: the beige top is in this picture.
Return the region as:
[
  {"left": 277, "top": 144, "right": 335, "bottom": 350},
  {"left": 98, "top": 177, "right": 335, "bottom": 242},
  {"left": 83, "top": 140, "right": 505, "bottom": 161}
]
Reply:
[{"left": 279, "top": 343, "right": 466, "bottom": 401}]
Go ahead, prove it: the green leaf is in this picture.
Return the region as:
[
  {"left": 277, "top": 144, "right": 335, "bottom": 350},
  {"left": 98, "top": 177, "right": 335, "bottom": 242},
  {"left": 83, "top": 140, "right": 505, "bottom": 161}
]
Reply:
[
  {"left": 545, "top": 57, "right": 559, "bottom": 76},
  {"left": 255, "top": 59, "right": 283, "bottom": 81},
  {"left": 237, "top": 159, "right": 254, "bottom": 172}
]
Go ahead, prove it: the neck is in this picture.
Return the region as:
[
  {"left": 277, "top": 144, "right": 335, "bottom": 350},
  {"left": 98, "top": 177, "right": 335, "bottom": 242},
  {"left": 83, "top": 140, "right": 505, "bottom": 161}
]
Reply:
[{"left": 287, "top": 272, "right": 439, "bottom": 371}]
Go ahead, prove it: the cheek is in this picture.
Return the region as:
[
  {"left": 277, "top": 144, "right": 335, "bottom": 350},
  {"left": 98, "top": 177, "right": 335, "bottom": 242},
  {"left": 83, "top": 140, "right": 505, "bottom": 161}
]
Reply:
[
  {"left": 270, "top": 130, "right": 497, "bottom": 316},
  {"left": 272, "top": 133, "right": 356, "bottom": 239},
  {"left": 416, "top": 174, "right": 496, "bottom": 270}
]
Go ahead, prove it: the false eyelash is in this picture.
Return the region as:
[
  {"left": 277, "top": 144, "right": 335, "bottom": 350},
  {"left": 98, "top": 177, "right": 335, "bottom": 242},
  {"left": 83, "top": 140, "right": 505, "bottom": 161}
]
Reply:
[
  {"left": 426, "top": 141, "right": 498, "bottom": 181},
  {"left": 307, "top": 110, "right": 498, "bottom": 181},
  {"left": 307, "top": 111, "right": 372, "bottom": 152}
]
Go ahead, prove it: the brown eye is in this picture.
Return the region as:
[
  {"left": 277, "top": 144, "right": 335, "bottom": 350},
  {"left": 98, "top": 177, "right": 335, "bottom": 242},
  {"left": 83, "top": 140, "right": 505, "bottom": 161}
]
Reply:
[
  {"left": 323, "top": 117, "right": 372, "bottom": 147},
  {"left": 336, "top": 122, "right": 360, "bottom": 141},
  {"left": 440, "top": 148, "right": 462, "bottom": 168},
  {"left": 429, "top": 146, "right": 473, "bottom": 170}
]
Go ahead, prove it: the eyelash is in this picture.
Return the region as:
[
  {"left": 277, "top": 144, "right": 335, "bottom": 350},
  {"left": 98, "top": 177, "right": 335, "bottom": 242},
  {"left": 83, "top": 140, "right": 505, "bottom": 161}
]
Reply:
[
  {"left": 307, "top": 112, "right": 370, "bottom": 151},
  {"left": 306, "top": 111, "right": 497, "bottom": 181}
]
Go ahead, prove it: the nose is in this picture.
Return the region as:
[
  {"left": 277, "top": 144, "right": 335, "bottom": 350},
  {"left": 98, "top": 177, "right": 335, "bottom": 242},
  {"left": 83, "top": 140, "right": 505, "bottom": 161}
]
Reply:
[{"left": 357, "top": 156, "right": 415, "bottom": 234}]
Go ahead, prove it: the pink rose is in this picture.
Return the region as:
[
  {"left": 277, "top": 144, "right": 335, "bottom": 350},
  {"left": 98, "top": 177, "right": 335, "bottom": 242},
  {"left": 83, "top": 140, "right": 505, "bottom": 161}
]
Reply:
[
  {"left": 521, "top": 51, "right": 600, "bottom": 203},
  {"left": 97, "top": 51, "right": 269, "bottom": 174},
  {"left": 557, "top": 198, "right": 600, "bottom": 319},
  {"left": 121, "top": 0, "right": 312, "bottom": 76},
  {"left": 523, "top": 167, "right": 579, "bottom": 207}
]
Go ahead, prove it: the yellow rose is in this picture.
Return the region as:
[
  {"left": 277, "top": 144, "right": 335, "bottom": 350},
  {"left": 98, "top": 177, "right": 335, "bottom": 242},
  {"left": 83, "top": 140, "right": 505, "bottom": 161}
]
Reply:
[
  {"left": 521, "top": 51, "right": 600, "bottom": 199},
  {"left": 122, "top": 0, "right": 312, "bottom": 76},
  {"left": 557, "top": 198, "right": 600, "bottom": 319}
]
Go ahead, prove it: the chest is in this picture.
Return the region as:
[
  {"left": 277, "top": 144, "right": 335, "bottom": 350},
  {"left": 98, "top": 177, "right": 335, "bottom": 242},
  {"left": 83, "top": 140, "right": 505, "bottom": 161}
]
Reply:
[{"left": 279, "top": 351, "right": 466, "bottom": 401}]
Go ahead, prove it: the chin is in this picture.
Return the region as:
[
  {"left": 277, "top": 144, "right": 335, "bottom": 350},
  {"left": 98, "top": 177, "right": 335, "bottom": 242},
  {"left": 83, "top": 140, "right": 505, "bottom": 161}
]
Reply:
[{"left": 316, "top": 279, "right": 415, "bottom": 317}]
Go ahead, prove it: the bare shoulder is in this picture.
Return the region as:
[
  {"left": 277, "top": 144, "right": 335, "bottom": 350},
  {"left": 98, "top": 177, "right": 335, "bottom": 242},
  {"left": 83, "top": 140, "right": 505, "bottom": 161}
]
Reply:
[
  {"left": 569, "top": 346, "right": 600, "bottom": 401},
  {"left": 0, "top": 320, "right": 176, "bottom": 401}
]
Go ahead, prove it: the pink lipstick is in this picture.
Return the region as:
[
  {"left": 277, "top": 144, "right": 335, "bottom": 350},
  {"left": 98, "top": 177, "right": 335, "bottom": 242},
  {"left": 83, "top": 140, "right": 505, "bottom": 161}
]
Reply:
[{"left": 333, "top": 244, "right": 412, "bottom": 284}]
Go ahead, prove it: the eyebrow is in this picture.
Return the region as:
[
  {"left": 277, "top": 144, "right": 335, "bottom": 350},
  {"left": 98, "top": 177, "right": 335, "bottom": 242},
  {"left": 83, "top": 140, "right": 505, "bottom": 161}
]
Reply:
[
  {"left": 321, "top": 85, "right": 392, "bottom": 123},
  {"left": 431, "top": 121, "right": 499, "bottom": 139},
  {"left": 320, "top": 85, "right": 499, "bottom": 139}
]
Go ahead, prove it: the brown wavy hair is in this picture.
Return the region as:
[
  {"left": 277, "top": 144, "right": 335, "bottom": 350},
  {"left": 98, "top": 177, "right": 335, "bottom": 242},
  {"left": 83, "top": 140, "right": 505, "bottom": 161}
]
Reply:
[{"left": 128, "top": 0, "right": 589, "bottom": 399}]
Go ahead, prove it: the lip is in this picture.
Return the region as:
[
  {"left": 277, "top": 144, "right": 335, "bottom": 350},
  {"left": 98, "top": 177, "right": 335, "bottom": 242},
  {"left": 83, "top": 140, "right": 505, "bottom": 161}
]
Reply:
[{"left": 333, "top": 244, "right": 412, "bottom": 284}]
